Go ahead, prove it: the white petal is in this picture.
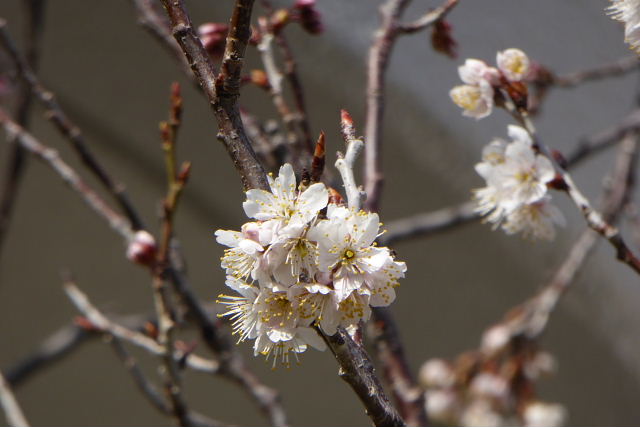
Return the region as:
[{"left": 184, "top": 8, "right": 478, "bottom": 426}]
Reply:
[
  {"left": 215, "top": 229, "right": 242, "bottom": 247},
  {"left": 296, "top": 183, "right": 329, "bottom": 219},
  {"left": 243, "top": 189, "right": 278, "bottom": 220},
  {"left": 238, "top": 239, "right": 264, "bottom": 255},
  {"left": 296, "top": 327, "right": 327, "bottom": 351}
]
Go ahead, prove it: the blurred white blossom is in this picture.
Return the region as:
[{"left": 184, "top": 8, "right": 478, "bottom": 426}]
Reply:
[{"left": 473, "top": 125, "right": 564, "bottom": 240}]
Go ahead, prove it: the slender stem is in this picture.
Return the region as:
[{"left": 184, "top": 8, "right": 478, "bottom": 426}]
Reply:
[
  {"left": 0, "top": 109, "right": 135, "bottom": 241},
  {"left": 321, "top": 329, "right": 406, "bottom": 427},
  {"left": 161, "top": 0, "right": 268, "bottom": 191},
  {"left": 512, "top": 105, "right": 640, "bottom": 275},
  {"left": 0, "top": 371, "right": 29, "bottom": 427},
  {"left": 0, "top": 1, "right": 45, "bottom": 260}
]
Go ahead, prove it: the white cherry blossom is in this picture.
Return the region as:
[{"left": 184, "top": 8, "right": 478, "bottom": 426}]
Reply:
[
  {"left": 243, "top": 163, "right": 328, "bottom": 229},
  {"left": 473, "top": 126, "right": 563, "bottom": 240},
  {"left": 309, "top": 205, "right": 391, "bottom": 301},
  {"left": 608, "top": 0, "right": 640, "bottom": 52},
  {"left": 450, "top": 59, "right": 500, "bottom": 119},
  {"left": 496, "top": 48, "right": 530, "bottom": 81}
]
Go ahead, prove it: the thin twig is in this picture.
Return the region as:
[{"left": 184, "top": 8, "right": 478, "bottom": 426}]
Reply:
[
  {"left": 153, "top": 83, "right": 193, "bottom": 426},
  {"left": 487, "top": 133, "right": 639, "bottom": 346},
  {"left": 363, "top": 1, "right": 458, "bottom": 424},
  {"left": 161, "top": 0, "right": 268, "bottom": 191},
  {"left": 398, "top": 0, "right": 458, "bottom": 34},
  {"left": 109, "top": 337, "right": 226, "bottom": 427},
  {"left": 380, "top": 201, "right": 478, "bottom": 246},
  {"left": 515, "top": 108, "right": 640, "bottom": 275},
  {"left": 255, "top": 24, "right": 303, "bottom": 167},
  {"left": 337, "top": 110, "right": 365, "bottom": 210},
  {"left": 364, "top": 0, "right": 458, "bottom": 213},
  {"left": 552, "top": 55, "right": 640, "bottom": 88},
  {"left": 321, "top": 328, "right": 406, "bottom": 427},
  {"left": 0, "top": 1, "right": 45, "bottom": 260},
  {"left": 0, "top": 109, "right": 135, "bottom": 241},
  {"left": 0, "top": 20, "right": 145, "bottom": 231},
  {"left": 0, "top": 371, "right": 29, "bottom": 427},
  {"left": 565, "top": 108, "right": 640, "bottom": 168},
  {"left": 63, "top": 282, "right": 219, "bottom": 374},
  {"left": 5, "top": 324, "right": 89, "bottom": 387}
]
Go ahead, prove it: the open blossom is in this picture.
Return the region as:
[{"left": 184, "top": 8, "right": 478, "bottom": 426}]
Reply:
[
  {"left": 608, "top": 0, "right": 640, "bottom": 52},
  {"left": 243, "top": 163, "right": 328, "bottom": 228},
  {"left": 496, "top": 48, "right": 530, "bottom": 81},
  {"left": 450, "top": 59, "right": 499, "bottom": 119},
  {"left": 216, "top": 163, "right": 405, "bottom": 365},
  {"left": 309, "top": 205, "right": 400, "bottom": 302},
  {"left": 473, "top": 125, "right": 564, "bottom": 240},
  {"left": 451, "top": 49, "right": 532, "bottom": 119}
]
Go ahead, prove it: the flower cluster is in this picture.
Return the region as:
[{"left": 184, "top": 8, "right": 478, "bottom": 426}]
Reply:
[
  {"left": 608, "top": 0, "right": 640, "bottom": 52},
  {"left": 473, "top": 125, "right": 565, "bottom": 240},
  {"left": 419, "top": 333, "right": 567, "bottom": 427},
  {"left": 215, "top": 164, "right": 405, "bottom": 366},
  {"left": 450, "top": 48, "right": 530, "bottom": 119}
]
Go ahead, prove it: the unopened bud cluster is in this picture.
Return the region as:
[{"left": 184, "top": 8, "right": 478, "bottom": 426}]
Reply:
[{"left": 215, "top": 164, "right": 405, "bottom": 366}]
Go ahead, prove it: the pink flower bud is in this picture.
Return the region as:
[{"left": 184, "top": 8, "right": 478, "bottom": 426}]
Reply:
[
  {"left": 198, "top": 23, "right": 229, "bottom": 58},
  {"left": 294, "top": 0, "right": 323, "bottom": 34},
  {"left": 126, "top": 230, "right": 157, "bottom": 266}
]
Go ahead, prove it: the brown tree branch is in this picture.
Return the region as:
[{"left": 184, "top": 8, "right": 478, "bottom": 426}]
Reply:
[
  {"left": 63, "top": 281, "right": 220, "bottom": 374},
  {"left": 514, "top": 108, "right": 640, "bottom": 275},
  {"left": 0, "top": 1, "right": 45, "bottom": 260},
  {"left": 321, "top": 328, "right": 406, "bottom": 427},
  {"left": 5, "top": 324, "right": 89, "bottom": 387},
  {"left": 488, "top": 132, "right": 638, "bottom": 345},
  {"left": 551, "top": 55, "right": 640, "bottom": 88},
  {"left": 160, "top": 0, "right": 268, "bottom": 191},
  {"left": 0, "top": 20, "right": 145, "bottom": 231},
  {"left": 363, "top": 2, "right": 458, "bottom": 424},
  {"left": 0, "top": 109, "right": 136, "bottom": 241},
  {"left": 108, "top": 337, "right": 226, "bottom": 427}
]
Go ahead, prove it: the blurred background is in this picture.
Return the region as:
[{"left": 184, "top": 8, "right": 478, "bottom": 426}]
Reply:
[{"left": 1, "top": 0, "right": 640, "bottom": 425}]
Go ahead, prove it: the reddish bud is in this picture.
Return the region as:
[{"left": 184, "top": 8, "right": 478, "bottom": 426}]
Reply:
[
  {"left": 198, "top": 23, "right": 229, "bottom": 59},
  {"left": 547, "top": 175, "right": 569, "bottom": 191},
  {"left": 340, "top": 109, "right": 356, "bottom": 141},
  {"left": 294, "top": 0, "right": 323, "bottom": 34},
  {"left": 126, "top": 230, "right": 157, "bottom": 266},
  {"left": 311, "top": 131, "right": 326, "bottom": 183},
  {"left": 249, "top": 26, "right": 262, "bottom": 46},
  {"left": 144, "top": 321, "right": 159, "bottom": 339},
  {"left": 431, "top": 20, "right": 457, "bottom": 59},
  {"left": 504, "top": 81, "right": 529, "bottom": 111},
  {"left": 178, "top": 161, "right": 192, "bottom": 184},
  {"left": 250, "top": 69, "right": 271, "bottom": 89},
  {"left": 328, "top": 187, "right": 344, "bottom": 205},
  {"left": 74, "top": 316, "right": 100, "bottom": 332}
]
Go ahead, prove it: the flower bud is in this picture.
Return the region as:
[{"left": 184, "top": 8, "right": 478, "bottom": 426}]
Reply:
[
  {"left": 198, "top": 23, "right": 228, "bottom": 59},
  {"left": 431, "top": 20, "right": 457, "bottom": 58},
  {"left": 294, "top": 0, "right": 323, "bottom": 34},
  {"left": 497, "top": 48, "right": 531, "bottom": 82},
  {"left": 126, "top": 230, "right": 157, "bottom": 266}
]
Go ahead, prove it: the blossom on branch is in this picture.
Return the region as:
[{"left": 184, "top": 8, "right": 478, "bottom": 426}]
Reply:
[
  {"left": 451, "top": 49, "right": 532, "bottom": 119},
  {"left": 472, "top": 125, "right": 564, "bottom": 240},
  {"left": 608, "top": 0, "right": 640, "bottom": 52},
  {"left": 216, "top": 163, "right": 405, "bottom": 366}
]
